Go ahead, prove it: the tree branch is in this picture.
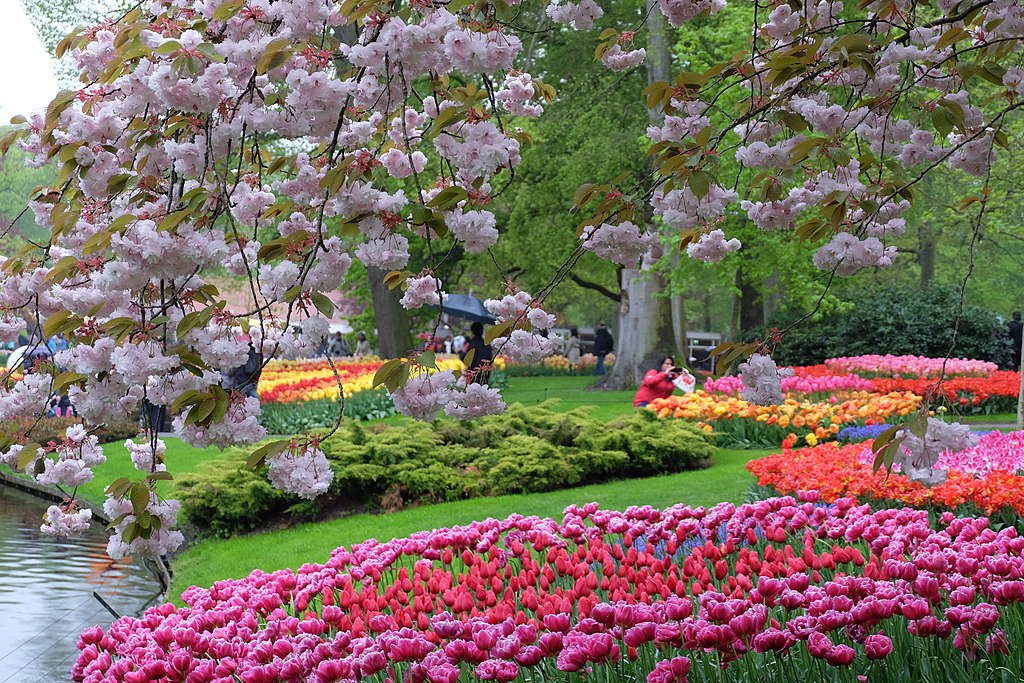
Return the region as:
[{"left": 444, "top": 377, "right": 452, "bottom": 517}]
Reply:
[{"left": 570, "top": 274, "right": 622, "bottom": 302}]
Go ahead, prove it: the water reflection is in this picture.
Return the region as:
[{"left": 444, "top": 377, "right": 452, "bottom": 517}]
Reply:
[{"left": 0, "top": 485, "right": 159, "bottom": 682}]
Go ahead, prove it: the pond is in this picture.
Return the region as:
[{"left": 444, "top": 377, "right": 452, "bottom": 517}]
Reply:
[{"left": 0, "top": 484, "right": 160, "bottom": 683}]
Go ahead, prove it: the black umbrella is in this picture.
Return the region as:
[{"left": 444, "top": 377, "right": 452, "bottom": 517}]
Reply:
[{"left": 437, "top": 293, "right": 496, "bottom": 324}]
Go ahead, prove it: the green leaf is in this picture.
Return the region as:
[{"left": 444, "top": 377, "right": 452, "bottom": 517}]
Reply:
[
  {"left": 17, "top": 444, "right": 42, "bottom": 471},
  {"left": 130, "top": 483, "right": 150, "bottom": 516},
  {"left": 687, "top": 171, "right": 711, "bottom": 200},
  {"left": 187, "top": 397, "right": 218, "bottom": 426},
  {"left": 177, "top": 308, "right": 213, "bottom": 339},
  {"left": 105, "top": 477, "right": 133, "bottom": 499},
  {"left": 485, "top": 320, "right": 516, "bottom": 346},
  {"left": 256, "top": 37, "right": 293, "bottom": 75},
  {"left": 310, "top": 292, "right": 335, "bottom": 318},
  {"left": 427, "top": 186, "right": 469, "bottom": 211},
  {"left": 170, "top": 389, "right": 209, "bottom": 414},
  {"left": 245, "top": 440, "right": 290, "bottom": 470},
  {"left": 416, "top": 351, "right": 437, "bottom": 369},
  {"left": 213, "top": 0, "right": 246, "bottom": 21},
  {"left": 53, "top": 371, "right": 86, "bottom": 392},
  {"left": 155, "top": 40, "right": 181, "bottom": 55},
  {"left": 43, "top": 310, "right": 74, "bottom": 340},
  {"left": 372, "top": 358, "right": 405, "bottom": 390}
]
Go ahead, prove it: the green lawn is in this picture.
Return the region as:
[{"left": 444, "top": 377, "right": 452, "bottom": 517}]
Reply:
[
  {"left": 501, "top": 375, "right": 638, "bottom": 421},
  {"left": 957, "top": 412, "right": 1017, "bottom": 425},
  {"left": 166, "top": 446, "right": 772, "bottom": 603},
  {"left": 76, "top": 439, "right": 226, "bottom": 504}
]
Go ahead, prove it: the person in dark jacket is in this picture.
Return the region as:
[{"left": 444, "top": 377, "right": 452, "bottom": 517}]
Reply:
[
  {"left": 592, "top": 321, "right": 614, "bottom": 375},
  {"left": 633, "top": 356, "right": 680, "bottom": 407},
  {"left": 460, "top": 321, "right": 493, "bottom": 384},
  {"left": 223, "top": 342, "right": 262, "bottom": 398}
]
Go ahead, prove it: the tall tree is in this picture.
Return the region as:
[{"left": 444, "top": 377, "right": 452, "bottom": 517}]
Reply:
[{"left": 606, "top": 0, "right": 679, "bottom": 388}]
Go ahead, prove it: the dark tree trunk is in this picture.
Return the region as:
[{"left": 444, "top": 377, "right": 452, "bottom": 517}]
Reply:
[
  {"left": 367, "top": 266, "right": 413, "bottom": 359},
  {"left": 605, "top": 269, "right": 676, "bottom": 388},
  {"left": 736, "top": 269, "right": 763, "bottom": 337},
  {"left": 918, "top": 221, "right": 936, "bottom": 290}
]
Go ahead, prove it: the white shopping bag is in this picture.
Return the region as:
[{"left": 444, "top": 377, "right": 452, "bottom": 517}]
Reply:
[{"left": 672, "top": 369, "right": 696, "bottom": 393}]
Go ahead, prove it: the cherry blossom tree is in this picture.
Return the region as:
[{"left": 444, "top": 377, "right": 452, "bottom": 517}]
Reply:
[{"left": 2, "top": 0, "right": 1023, "bottom": 556}]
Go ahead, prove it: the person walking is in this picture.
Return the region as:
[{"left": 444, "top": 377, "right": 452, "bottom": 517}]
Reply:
[
  {"left": 460, "top": 321, "right": 493, "bottom": 384},
  {"left": 1010, "top": 312, "right": 1023, "bottom": 370},
  {"left": 354, "top": 332, "right": 371, "bottom": 358},
  {"left": 564, "top": 328, "right": 581, "bottom": 371},
  {"left": 592, "top": 321, "right": 613, "bottom": 375}
]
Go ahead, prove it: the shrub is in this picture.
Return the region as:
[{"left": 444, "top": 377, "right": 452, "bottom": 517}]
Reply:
[
  {"left": 178, "top": 402, "right": 716, "bottom": 537},
  {"left": 763, "top": 285, "right": 1012, "bottom": 367},
  {"left": 173, "top": 448, "right": 295, "bottom": 538},
  {"left": 0, "top": 415, "right": 141, "bottom": 447}
]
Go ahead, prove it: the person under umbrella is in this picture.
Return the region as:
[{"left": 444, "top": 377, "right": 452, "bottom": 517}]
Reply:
[{"left": 459, "top": 321, "right": 493, "bottom": 384}]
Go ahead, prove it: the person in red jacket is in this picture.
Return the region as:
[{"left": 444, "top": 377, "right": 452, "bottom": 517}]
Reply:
[{"left": 633, "top": 356, "right": 681, "bottom": 407}]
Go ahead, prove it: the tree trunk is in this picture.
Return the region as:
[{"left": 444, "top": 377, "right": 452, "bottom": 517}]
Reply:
[
  {"left": 604, "top": 0, "right": 678, "bottom": 388},
  {"left": 367, "top": 266, "right": 413, "bottom": 359},
  {"left": 605, "top": 269, "right": 676, "bottom": 388},
  {"left": 736, "top": 269, "right": 763, "bottom": 337},
  {"left": 918, "top": 221, "right": 936, "bottom": 290},
  {"left": 671, "top": 293, "right": 688, "bottom": 362}
]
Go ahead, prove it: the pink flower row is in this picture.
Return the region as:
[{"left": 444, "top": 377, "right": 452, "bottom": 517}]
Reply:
[
  {"left": 824, "top": 355, "right": 998, "bottom": 378},
  {"left": 703, "top": 372, "right": 873, "bottom": 397},
  {"left": 73, "top": 497, "right": 1024, "bottom": 682},
  {"left": 852, "top": 430, "right": 1024, "bottom": 478}
]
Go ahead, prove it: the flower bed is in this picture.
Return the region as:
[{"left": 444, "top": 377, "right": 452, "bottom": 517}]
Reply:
[
  {"left": 869, "top": 371, "right": 1019, "bottom": 414},
  {"left": 256, "top": 357, "right": 467, "bottom": 428},
  {"left": 500, "top": 353, "right": 614, "bottom": 377},
  {"left": 748, "top": 439, "right": 1024, "bottom": 516},
  {"left": 76, "top": 497, "right": 1024, "bottom": 682},
  {"left": 703, "top": 368, "right": 872, "bottom": 401},
  {"left": 648, "top": 390, "right": 921, "bottom": 448},
  {"left": 824, "top": 355, "right": 998, "bottom": 378},
  {"left": 258, "top": 358, "right": 386, "bottom": 404}
]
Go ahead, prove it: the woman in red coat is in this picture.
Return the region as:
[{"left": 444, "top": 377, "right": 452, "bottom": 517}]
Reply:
[{"left": 633, "top": 356, "right": 680, "bottom": 407}]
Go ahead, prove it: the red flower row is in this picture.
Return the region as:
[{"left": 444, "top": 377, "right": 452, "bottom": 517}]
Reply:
[{"left": 747, "top": 441, "right": 1024, "bottom": 516}]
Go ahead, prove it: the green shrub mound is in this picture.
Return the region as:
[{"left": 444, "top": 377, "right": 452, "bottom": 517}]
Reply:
[{"left": 174, "top": 402, "right": 716, "bottom": 538}]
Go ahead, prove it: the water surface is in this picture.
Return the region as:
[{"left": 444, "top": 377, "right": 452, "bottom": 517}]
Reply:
[{"left": 0, "top": 485, "right": 159, "bottom": 682}]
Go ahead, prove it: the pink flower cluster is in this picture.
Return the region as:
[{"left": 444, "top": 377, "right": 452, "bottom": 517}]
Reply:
[
  {"left": 737, "top": 353, "right": 793, "bottom": 406},
  {"left": 74, "top": 497, "right": 1024, "bottom": 683}
]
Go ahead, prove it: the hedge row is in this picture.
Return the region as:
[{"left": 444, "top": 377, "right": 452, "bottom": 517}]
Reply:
[
  {"left": 0, "top": 416, "right": 141, "bottom": 447},
  {"left": 173, "top": 402, "right": 716, "bottom": 538}
]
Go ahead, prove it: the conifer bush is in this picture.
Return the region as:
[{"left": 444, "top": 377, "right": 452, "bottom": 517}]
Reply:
[{"left": 173, "top": 403, "right": 715, "bottom": 537}]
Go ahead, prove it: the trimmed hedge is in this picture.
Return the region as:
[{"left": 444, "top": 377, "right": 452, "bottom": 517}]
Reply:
[
  {"left": 0, "top": 415, "right": 141, "bottom": 446},
  {"left": 762, "top": 285, "right": 1012, "bottom": 367},
  {"left": 173, "top": 402, "right": 716, "bottom": 538}
]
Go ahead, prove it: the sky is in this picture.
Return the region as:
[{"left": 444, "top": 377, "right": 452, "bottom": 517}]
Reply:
[{"left": 0, "top": 2, "right": 60, "bottom": 122}]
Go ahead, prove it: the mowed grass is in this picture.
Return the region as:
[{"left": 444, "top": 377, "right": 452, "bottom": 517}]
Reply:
[
  {"left": 166, "top": 447, "right": 772, "bottom": 604},
  {"left": 501, "top": 375, "right": 638, "bottom": 421},
  {"left": 75, "top": 439, "right": 225, "bottom": 504}
]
